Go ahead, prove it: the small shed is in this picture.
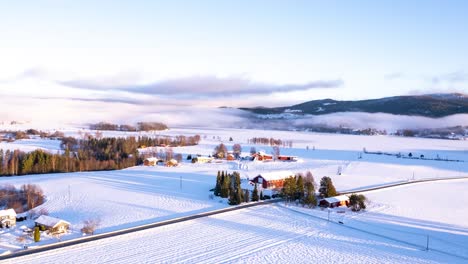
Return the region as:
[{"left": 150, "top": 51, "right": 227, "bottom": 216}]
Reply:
[
  {"left": 0, "top": 208, "right": 16, "bottom": 228},
  {"left": 250, "top": 171, "right": 295, "bottom": 189},
  {"left": 35, "top": 215, "right": 70, "bottom": 234},
  {"left": 319, "top": 195, "right": 349, "bottom": 208}
]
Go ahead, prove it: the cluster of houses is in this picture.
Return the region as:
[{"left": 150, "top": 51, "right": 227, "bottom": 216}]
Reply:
[
  {"left": 249, "top": 171, "right": 349, "bottom": 208},
  {"left": 0, "top": 208, "right": 70, "bottom": 235},
  {"left": 143, "top": 151, "right": 298, "bottom": 167},
  {"left": 143, "top": 157, "right": 179, "bottom": 167}
]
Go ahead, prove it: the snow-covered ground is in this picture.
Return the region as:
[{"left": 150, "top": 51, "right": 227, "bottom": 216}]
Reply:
[
  {"left": 1, "top": 126, "right": 467, "bottom": 262},
  {"left": 3, "top": 204, "right": 466, "bottom": 264}
]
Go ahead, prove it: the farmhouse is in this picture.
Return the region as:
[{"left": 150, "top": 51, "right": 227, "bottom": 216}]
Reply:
[
  {"left": 250, "top": 171, "right": 295, "bottom": 189},
  {"left": 143, "top": 157, "right": 161, "bottom": 166},
  {"left": 319, "top": 195, "right": 350, "bottom": 208},
  {"left": 252, "top": 151, "right": 273, "bottom": 161},
  {"left": 0, "top": 208, "right": 16, "bottom": 228},
  {"left": 35, "top": 215, "right": 70, "bottom": 234}
]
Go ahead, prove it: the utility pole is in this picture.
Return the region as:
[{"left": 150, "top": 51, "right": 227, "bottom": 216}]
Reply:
[{"left": 426, "top": 235, "right": 429, "bottom": 251}]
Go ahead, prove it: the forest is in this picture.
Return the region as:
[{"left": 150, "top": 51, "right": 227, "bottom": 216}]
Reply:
[{"left": 0, "top": 134, "right": 200, "bottom": 176}]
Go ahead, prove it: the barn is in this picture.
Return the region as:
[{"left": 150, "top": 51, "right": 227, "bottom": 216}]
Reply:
[
  {"left": 319, "top": 195, "right": 349, "bottom": 208},
  {"left": 250, "top": 171, "right": 295, "bottom": 189}
]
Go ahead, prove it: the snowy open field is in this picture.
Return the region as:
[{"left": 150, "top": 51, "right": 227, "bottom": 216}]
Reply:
[
  {"left": 1, "top": 126, "right": 468, "bottom": 262},
  {"left": 3, "top": 204, "right": 467, "bottom": 264}
]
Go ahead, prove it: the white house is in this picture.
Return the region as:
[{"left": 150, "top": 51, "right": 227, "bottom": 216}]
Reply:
[
  {"left": 35, "top": 215, "right": 71, "bottom": 234},
  {"left": 0, "top": 208, "right": 16, "bottom": 228}
]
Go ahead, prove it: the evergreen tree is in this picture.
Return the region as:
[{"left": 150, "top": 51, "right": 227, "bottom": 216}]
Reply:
[
  {"left": 244, "top": 189, "right": 250, "bottom": 203},
  {"left": 214, "top": 171, "right": 221, "bottom": 196},
  {"left": 228, "top": 188, "right": 238, "bottom": 205},
  {"left": 302, "top": 181, "right": 317, "bottom": 208},
  {"left": 236, "top": 186, "right": 243, "bottom": 205},
  {"left": 220, "top": 172, "right": 230, "bottom": 198},
  {"left": 34, "top": 227, "right": 41, "bottom": 242},
  {"left": 319, "top": 176, "right": 338, "bottom": 198},
  {"left": 295, "top": 175, "right": 304, "bottom": 200},
  {"left": 282, "top": 176, "right": 296, "bottom": 202},
  {"left": 349, "top": 194, "right": 367, "bottom": 211},
  {"left": 252, "top": 184, "right": 259, "bottom": 201}
]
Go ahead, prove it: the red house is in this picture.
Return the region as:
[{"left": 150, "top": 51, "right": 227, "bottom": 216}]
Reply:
[
  {"left": 250, "top": 171, "right": 295, "bottom": 189},
  {"left": 319, "top": 195, "right": 349, "bottom": 208},
  {"left": 251, "top": 151, "right": 273, "bottom": 161}
]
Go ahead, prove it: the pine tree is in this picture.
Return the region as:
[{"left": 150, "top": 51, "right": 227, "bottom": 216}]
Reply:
[
  {"left": 236, "top": 186, "right": 243, "bottom": 205},
  {"left": 349, "top": 194, "right": 367, "bottom": 211},
  {"left": 244, "top": 189, "right": 250, "bottom": 203},
  {"left": 34, "top": 227, "right": 41, "bottom": 242},
  {"left": 303, "top": 181, "right": 317, "bottom": 208},
  {"left": 214, "top": 171, "right": 221, "bottom": 196},
  {"left": 252, "top": 184, "right": 259, "bottom": 201},
  {"left": 228, "top": 188, "right": 237, "bottom": 205},
  {"left": 221, "top": 172, "right": 230, "bottom": 198},
  {"left": 319, "top": 176, "right": 338, "bottom": 198},
  {"left": 296, "top": 175, "right": 304, "bottom": 200}
]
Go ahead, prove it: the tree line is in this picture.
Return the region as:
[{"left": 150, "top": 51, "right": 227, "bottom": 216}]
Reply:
[
  {"left": 138, "top": 135, "right": 201, "bottom": 148},
  {"left": 0, "top": 184, "right": 45, "bottom": 213},
  {"left": 89, "top": 122, "right": 169, "bottom": 131},
  {"left": 247, "top": 137, "right": 293, "bottom": 148}
]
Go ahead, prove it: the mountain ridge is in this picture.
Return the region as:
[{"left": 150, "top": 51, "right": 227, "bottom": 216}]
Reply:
[{"left": 239, "top": 93, "right": 468, "bottom": 118}]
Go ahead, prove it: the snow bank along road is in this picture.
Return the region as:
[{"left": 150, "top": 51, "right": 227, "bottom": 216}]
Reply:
[
  {"left": 0, "top": 199, "right": 282, "bottom": 261},
  {"left": 2, "top": 205, "right": 462, "bottom": 264}
]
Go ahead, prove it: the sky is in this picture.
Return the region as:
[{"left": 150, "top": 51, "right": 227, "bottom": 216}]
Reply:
[{"left": 0, "top": 0, "right": 467, "bottom": 124}]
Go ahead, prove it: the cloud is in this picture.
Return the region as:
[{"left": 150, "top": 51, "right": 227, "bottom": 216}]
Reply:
[
  {"left": 60, "top": 75, "right": 343, "bottom": 97},
  {"left": 431, "top": 71, "right": 468, "bottom": 84},
  {"left": 33, "top": 96, "right": 145, "bottom": 105},
  {"left": 384, "top": 72, "right": 405, "bottom": 80}
]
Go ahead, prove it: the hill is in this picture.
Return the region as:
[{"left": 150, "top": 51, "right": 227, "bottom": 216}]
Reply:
[{"left": 240, "top": 93, "right": 468, "bottom": 118}]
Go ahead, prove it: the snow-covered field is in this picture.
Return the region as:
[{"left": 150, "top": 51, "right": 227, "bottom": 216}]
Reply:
[
  {"left": 1, "top": 126, "right": 468, "bottom": 262},
  {"left": 4, "top": 204, "right": 466, "bottom": 264}
]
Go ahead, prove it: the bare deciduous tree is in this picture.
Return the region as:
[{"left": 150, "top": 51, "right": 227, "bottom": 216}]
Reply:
[{"left": 81, "top": 219, "right": 101, "bottom": 235}]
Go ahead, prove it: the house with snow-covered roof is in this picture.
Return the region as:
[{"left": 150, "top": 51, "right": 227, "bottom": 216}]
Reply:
[
  {"left": 35, "top": 215, "right": 70, "bottom": 234},
  {"left": 0, "top": 208, "right": 16, "bottom": 228},
  {"left": 250, "top": 171, "right": 295, "bottom": 189},
  {"left": 251, "top": 151, "right": 273, "bottom": 162},
  {"left": 319, "top": 195, "right": 349, "bottom": 208}
]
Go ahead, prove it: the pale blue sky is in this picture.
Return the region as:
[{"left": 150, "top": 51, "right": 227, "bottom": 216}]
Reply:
[{"left": 0, "top": 0, "right": 467, "bottom": 118}]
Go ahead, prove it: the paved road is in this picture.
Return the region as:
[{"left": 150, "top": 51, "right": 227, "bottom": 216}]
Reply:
[{"left": 2, "top": 175, "right": 468, "bottom": 260}]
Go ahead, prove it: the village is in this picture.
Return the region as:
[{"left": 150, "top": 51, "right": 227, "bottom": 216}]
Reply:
[{"left": 0, "top": 139, "right": 364, "bottom": 249}]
